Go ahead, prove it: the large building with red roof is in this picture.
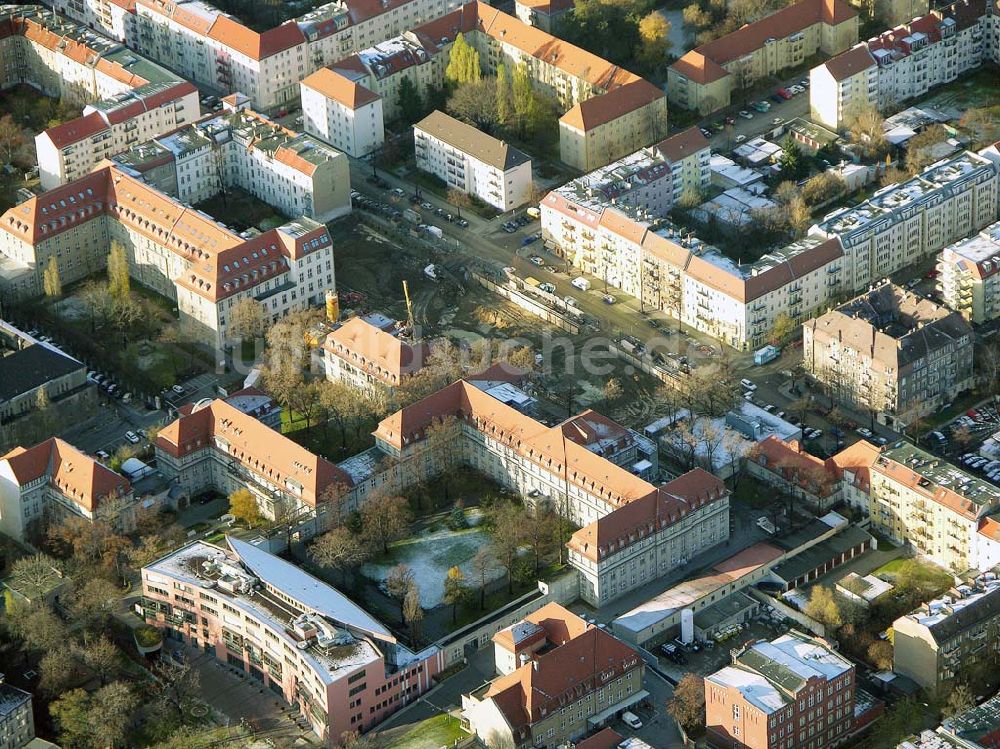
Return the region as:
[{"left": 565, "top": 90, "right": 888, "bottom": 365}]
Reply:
[
  {"left": 368, "top": 378, "right": 727, "bottom": 605},
  {"left": 810, "top": 0, "right": 993, "bottom": 130},
  {"left": 0, "top": 6, "right": 199, "bottom": 191},
  {"left": 462, "top": 603, "right": 646, "bottom": 749},
  {"left": 0, "top": 437, "right": 134, "bottom": 542},
  {"left": 667, "top": 0, "right": 858, "bottom": 114},
  {"left": 155, "top": 397, "right": 354, "bottom": 521},
  {"left": 0, "top": 100, "right": 347, "bottom": 349}
]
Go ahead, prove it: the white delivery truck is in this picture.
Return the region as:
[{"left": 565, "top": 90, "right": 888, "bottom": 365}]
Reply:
[{"left": 571, "top": 276, "right": 591, "bottom": 291}]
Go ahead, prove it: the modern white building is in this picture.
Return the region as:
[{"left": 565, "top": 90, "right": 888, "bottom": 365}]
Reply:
[
  {"left": 810, "top": 0, "right": 995, "bottom": 130},
  {"left": 414, "top": 111, "right": 532, "bottom": 212},
  {"left": 300, "top": 67, "right": 385, "bottom": 157},
  {"left": 937, "top": 221, "right": 1000, "bottom": 323},
  {"left": 141, "top": 537, "right": 444, "bottom": 744}
]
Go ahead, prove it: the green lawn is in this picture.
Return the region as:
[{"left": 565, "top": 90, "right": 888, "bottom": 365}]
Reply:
[
  {"left": 874, "top": 558, "right": 907, "bottom": 576},
  {"left": 389, "top": 714, "right": 469, "bottom": 749}
]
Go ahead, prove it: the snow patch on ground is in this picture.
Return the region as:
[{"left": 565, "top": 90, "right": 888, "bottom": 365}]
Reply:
[{"left": 362, "top": 526, "right": 503, "bottom": 608}]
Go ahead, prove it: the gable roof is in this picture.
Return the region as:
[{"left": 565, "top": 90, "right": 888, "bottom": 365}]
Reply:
[
  {"left": 484, "top": 610, "right": 641, "bottom": 731},
  {"left": 822, "top": 44, "right": 876, "bottom": 81},
  {"left": 655, "top": 126, "right": 711, "bottom": 163},
  {"left": 568, "top": 468, "right": 729, "bottom": 562}
]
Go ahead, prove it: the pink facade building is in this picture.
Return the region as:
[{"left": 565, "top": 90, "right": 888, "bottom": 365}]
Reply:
[{"left": 140, "top": 537, "right": 443, "bottom": 745}]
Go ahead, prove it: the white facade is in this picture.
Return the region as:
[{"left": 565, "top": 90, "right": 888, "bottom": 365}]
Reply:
[
  {"left": 937, "top": 221, "right": 1000, "bottom": 323},
  {"left": 414, "top": 112, "right": 532, "bottom": 212},
  {"left": 811, "top": 0, "right": 998, "bottom": 130},
  {"left": 36, "top": 84, "right": 201, "bottom": 190},
  {"left": 300, "top": 69, "right": 385, "bottom": 157}
]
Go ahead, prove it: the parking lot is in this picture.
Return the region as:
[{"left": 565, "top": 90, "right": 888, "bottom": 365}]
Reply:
[{"left": 924, "top": 398, "right": 1000, "bottom": 483}]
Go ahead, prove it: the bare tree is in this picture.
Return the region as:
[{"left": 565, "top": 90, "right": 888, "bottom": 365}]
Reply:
[
  {"left": 488, "top": 502, "right": 525, "bottom": 594},
  {"left": 386, "top": 563, "right": 414, "bottom": 624},
  {"left": 403, "top": 584, "right": 423, "bottom": 645},
  {"left": 310, "top": 527, "right": 367, "bottom": 584},
  {"left": 360, "top": 492, "right": 412, "bottom": 554},
  {"left": 471, "top": 548, "right": 497, "bottom": 609}
]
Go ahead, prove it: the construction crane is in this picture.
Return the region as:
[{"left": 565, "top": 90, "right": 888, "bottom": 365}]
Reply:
[{"left": 402, "top": 279, "right": 415, "bottom": 337}]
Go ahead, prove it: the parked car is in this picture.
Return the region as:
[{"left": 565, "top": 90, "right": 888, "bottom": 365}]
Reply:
[
  {"left": 171, "top": 384, "right": 186, "bottom": 395},
  {"left": 738, "top": 110, "right": 754, "bottom": 119},
  {"left": 735, "top": 134, "right": 747, "bottom": 144},
  {"left": 564, "top": 296, "right": 578, "bottom": 307},
  {"left": 124, "top": 431, "right": 140, "bottom": 444},
  {"left": 456, "top": 218, "right": 469, "bottom": 228},
  {"left": 603, "top": 294, "right": 616, "bottom": 304},
  {"left": 622, "top": 712, "right": 643, "bottom": 730},
  {"left": 856, "top": 427, "right": 873, "bottom": 438},
  {"left": 700, "top": 127, "right": 713, "bottom": 139},
  {"left": 777, "top": 88, "right": 793, "bottom": 100},
  {"left": 96, "top": 450, "right": 110, "bottom": 461},
  {"left": 771, "top": 117, "right": 785, "bottom": 126},
  {"left": 740, "top": 378, "right": 757, "bottom": 391},
  {"left": 529, "top": 255, "right": 545, "bottom": 266}
]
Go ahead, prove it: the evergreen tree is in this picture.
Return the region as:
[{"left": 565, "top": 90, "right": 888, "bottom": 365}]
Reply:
[{"left": 398, "top": 75, "right": 424, "bottom": 124}]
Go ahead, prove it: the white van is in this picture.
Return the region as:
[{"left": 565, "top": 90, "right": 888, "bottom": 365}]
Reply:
[
  {"left": 571, "top": 276, "right": 591, "bottom": 291},
  {"left": 622, "top": 711, "right": 643, "bottom": 729}
]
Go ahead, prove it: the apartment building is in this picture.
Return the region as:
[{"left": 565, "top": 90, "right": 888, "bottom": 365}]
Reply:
[
  {"left": 155, "top": 398, "right": 353, "bottom": 520},
  {"left": 868, "top": 442, "right": 1000, "bottom": 571},
  {"left": 0, "top": 677, "right": 34, "bottom": 749},
  {"left": 414, "top": 111, "right": 532, "bottom": 212},
  {"left": 322, "top": 316, "right": 428, "bottom": 390},
  {"left": 668, "top": 0, "right": 858, "bottom": 114},
  {"left": 1, "top": 107, "right": 347, "bottom": 348},
  {"left": 0, "top": 437, "right": 134, "bottom": 543},
  {"left": 112, "top": 98, "right": 350, "bottom": 222},
  {"left": 811, "top": 0, "right": 991, "bottom": 130},
  {"left": 330, "top": 2, "right": 668, "bottom": 171},
  {"left": 300, "top": 67, "right": 385, "bottom": 157},
  {"left": 567, "top": 469, "right": 730, "bottom": 606},
  {"left": 48, "top": 0, "right": 136, "bottom": 41},
  {"left": 514, "top": 0, "right": 573, "bottom": 32},
  {"left": 0, "top": 6, "right": 200, "bottom": 190},
  {"left": 0, "top": 322, "right": 97, "bottom": 452},
  {"left": 893, "top": 577, "right": 1000, "bottom": 692},
  {"left": 462, "top": 603, "right": 646, "bottom": 749},
  {"left": 938, "top": 693, "right": 1000, "bottom": 747},
  {"left": 141, "top": 537, "right": 443, "bottom": 743},
  {"left": 803, "top": 283, "right": 974, "bottom": 427},
  {"left": 37, "top": 81, "right": 201, "bottom": 190},
  {"left": 365, "top": 378, "right": 728, "bottom": 606},
  {"left": 937, "top": 220, "right": 1000, "bottom": 323},
  {"left": 119, "top": 0, "right": 469, "bottom": 113},
  {"left": 542, "top": 201, "right": 845, "bottom": 351},
  {"left": 705, "top": 631, "right": 857, "bottom": 749},
  {"left": 812, "top": 150, "right": 999, "bottom": 288}
]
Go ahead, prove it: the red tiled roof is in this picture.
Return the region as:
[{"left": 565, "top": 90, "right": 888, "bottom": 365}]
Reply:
[
  {"left": 323, "top": 317, "right": 428, "bottom": 385},
  {"left": 821, "top": 44, "right": 875, "bottom": 81},
  {"left": 42, "top": 112, "right": 109, "bottom": 149},
  {"left": 568, "top": 468, "right": 730, "bottom": 562},
  {"left": 670, "top": 0, "right": 857, "bottom": 84},
  {"left": 301, "top": 67, "right": 381, "bottom": 109},
  {"left": 156, "top": 399, "right": 353, "bottom": 504},
  {"left": 655, "top": 126, "right": 710, "bottom": 163},
  {"left": 2, "top": 438, "right": 131, "bottom": 513},
  {"left": 484, "top": 608, "right": 642, "bottom": 730}
]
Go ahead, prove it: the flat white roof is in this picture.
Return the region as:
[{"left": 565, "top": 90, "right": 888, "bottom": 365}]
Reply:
[{"left": 707, "top": 666, "right": 788, "bottom": 713}]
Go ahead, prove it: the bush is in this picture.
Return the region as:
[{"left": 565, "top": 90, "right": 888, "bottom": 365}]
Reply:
[{"left": 134, "top": 626, "right": 162, "bottom": 648}]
